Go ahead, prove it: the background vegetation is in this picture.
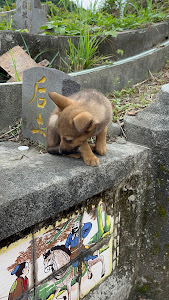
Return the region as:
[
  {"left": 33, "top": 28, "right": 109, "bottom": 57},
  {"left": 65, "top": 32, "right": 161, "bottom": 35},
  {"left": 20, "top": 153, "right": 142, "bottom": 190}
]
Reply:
[{"left": 0, "top": 0, "right": 168, "bottom": 72}]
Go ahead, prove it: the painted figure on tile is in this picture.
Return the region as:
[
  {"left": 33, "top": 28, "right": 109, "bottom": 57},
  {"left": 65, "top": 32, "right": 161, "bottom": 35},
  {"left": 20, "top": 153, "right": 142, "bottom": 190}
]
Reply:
[
  {"left": 65, "top": 218, "right": 92, "bottom": 265},
  {"left": 8, "top": 262, "right": 29, "bottom": 300},
  {"left": 65, "top": 217, "right": 105, "bottom": 279},
  {"left": 43, "top": 245, "right": 74, "bottom": 300},
  {"left": 42, "top": 216, "right": 105, "bottom": 299}
]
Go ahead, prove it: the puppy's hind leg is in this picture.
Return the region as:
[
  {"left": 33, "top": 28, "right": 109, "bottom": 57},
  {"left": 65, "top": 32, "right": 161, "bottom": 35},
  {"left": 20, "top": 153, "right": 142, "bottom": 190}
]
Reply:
[{"left": 95, "top": 126, "right": 108, "bottom": 156}]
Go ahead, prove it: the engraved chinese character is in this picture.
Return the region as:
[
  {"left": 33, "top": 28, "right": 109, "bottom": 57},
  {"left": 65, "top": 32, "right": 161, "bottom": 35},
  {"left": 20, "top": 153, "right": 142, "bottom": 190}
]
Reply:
[{"left": 31, "top": 113, "right": 46, "bottom": 137}]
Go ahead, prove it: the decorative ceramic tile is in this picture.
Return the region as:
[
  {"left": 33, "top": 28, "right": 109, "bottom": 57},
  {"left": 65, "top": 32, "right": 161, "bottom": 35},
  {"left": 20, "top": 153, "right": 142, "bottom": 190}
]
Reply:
[
  {"left": 36, "top": 261, "right": 80, "bottom": 300},
  {"left": 35, "top": 215, "right": 83, "bottom": 284},
  {"left": 79, "top": 201, "right": 113, "bottom": 298},
  {"left": 0, "top": 234, "right": 33, "bottom": 300},
  {"left": 80, "top": 237, "right": 113, "bottom": 298},
  {"left": 82, "top": 201, "right": 113, "bottom": 247},
  {"left": 34, "top": 202, "right": 118, "bottom": 300},
  {"left": 112, "top": 212, "right": 121, "bottom": 270}
]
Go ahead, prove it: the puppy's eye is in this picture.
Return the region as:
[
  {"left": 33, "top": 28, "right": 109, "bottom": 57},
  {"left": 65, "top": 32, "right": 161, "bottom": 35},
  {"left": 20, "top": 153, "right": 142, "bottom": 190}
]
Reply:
[{"left": 64, "top": 138, "right": 73, "bottom": 143}]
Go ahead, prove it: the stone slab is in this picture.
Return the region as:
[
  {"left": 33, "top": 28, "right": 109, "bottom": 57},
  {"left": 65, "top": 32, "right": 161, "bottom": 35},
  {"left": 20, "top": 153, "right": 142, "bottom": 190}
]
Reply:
[
  {"left": 12, "top": 0, "right": 47, "bottom": 34},
  {"left": 0, "top": 46, "right": 38, "bottom": 81},
  {"left": 22, "top": 67, "right": 80, "bottom": 145},
  {"left": 0, "top": 141, "right": 149, "bottom": 241},
  {"left": 0, "top": 82, "right": 22, "bottom": 133}
]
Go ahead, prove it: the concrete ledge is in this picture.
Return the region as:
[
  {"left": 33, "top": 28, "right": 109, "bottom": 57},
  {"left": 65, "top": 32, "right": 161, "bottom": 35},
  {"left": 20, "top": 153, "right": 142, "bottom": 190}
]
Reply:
[
  {"left": 70, "top": 39, "right": 169, "bottom": 93},
  {"left": 0, "top": 141, "right": 149, "bottom": 241}
]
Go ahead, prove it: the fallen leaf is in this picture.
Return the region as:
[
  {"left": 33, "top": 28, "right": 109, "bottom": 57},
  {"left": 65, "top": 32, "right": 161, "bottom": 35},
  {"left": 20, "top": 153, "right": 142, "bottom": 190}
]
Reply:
[{"left": 127, "top": 111, "right": 137, "bottom": 116}]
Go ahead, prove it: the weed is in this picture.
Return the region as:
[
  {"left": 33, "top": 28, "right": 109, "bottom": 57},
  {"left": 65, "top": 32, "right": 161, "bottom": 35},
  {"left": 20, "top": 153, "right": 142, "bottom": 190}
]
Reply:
[
  {"left": 19, "top": 32, "right": 31, "bottom": 56},
  {"left": 66, "top": 28, "right": 105, "bottom": 71},
  {"left": 9, "top": 50, "right": 21, "bottom": 82},
  {"left": 108, "top": 84, "right": 152, "bottom": 121}
]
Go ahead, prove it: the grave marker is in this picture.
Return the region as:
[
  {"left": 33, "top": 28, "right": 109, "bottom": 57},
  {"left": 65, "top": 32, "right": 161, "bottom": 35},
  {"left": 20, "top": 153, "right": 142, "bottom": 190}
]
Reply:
[
  {"left": 22, "top": 67, "right": 80, "bottom": 145},
  {"left": 12, "top": 0, "right": 47, "bottom": 34}
]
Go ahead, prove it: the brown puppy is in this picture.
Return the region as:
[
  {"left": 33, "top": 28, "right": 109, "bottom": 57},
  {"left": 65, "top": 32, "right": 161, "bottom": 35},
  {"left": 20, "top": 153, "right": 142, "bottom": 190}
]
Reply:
[{"left": 47, "top": 89, "right": 112, "bottom": 166}]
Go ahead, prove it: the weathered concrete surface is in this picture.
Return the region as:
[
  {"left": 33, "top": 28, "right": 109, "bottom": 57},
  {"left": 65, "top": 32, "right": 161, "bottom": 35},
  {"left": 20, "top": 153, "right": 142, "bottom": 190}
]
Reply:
[
  {"left": 84, "top": 275, "right": 132, "bottom": 300},
  {"left": 99, "top": 21, "right": 169, "bottom": 60},
  {"left": 0, "top": 141, "right": 150, "bottom": 242},
  {"left": 0, "top": 82, "right": 22, "bottom": 133},
  {"left": 124, "top": 85, "right": 169, "bottom": 300}
]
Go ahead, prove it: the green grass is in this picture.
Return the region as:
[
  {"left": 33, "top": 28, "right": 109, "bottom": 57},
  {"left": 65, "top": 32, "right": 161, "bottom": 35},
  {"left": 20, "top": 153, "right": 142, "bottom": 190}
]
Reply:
[
  {"left": 39, "top": 0, "right": 169, "bottom": 36},
  {"left": 0, "top": 0, "right": 168, "bottom": 74},
  {"left": 66, "top": 29, "right": 105, "bottom": 72},
  {"left": 9, "top": 50, "right": 21, "bottom": 82}
]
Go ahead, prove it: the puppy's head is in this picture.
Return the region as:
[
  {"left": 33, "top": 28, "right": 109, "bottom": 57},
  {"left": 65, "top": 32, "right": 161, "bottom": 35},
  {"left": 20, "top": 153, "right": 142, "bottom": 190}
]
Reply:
[{"left": 48, "top": 92, "right": 97, "bottom": 154}]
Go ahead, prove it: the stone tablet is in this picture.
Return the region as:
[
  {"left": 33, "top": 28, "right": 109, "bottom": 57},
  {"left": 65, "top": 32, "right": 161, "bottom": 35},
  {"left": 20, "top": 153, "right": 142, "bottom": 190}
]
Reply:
[
  {"left": 12, "top": 0, "right": 47, "bottom": 34},
  {"left": 22, "top": 67, "right": 80, "bottom": 145}
]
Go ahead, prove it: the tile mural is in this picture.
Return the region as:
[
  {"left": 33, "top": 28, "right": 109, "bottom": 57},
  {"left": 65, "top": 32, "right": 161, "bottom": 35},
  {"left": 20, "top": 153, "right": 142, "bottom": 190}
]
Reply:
[
  {"left": 0, "top": 234, "right": 33, "bottom": 300},
  {"left": 0, "top": 202, "right": 120, "bottom": 300},
  {"left": 35, "top": 202, "right": 116, "bottom": 300}
]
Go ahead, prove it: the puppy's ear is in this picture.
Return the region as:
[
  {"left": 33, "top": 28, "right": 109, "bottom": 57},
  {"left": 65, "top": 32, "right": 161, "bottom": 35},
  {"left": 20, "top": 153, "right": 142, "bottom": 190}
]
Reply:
[
  {"left": 73, "top": 112, "right": 96, "bottom": 133},
  {"left": 48, "top": 92, "right": 74, "bottom": 110}
]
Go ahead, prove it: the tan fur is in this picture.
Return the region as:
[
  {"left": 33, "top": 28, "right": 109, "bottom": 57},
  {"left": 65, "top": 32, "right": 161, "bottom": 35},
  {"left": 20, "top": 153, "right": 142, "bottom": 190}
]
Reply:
[{"left": 47, "top": 89, "right": 112, "bottom": 166}]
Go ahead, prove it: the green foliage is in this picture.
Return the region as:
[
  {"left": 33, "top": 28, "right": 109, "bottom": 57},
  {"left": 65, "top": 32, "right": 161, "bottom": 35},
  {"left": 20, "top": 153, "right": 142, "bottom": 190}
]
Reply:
[
  {"left": 0, "top": 0, "right": 14, "bottom": 9},
  {"left": 110, "top": 85, "right": 151, "bottom": 121},
  {"left": 0, "top": 0, "right": 168, "bottom": 74},
  {"left": 40, "top": 1, "right": 117, "bottom": 37},
  {"left": 9, "top": 50, "right": 21, "bottom": 82},
  {"left": 158, "top": 206, "right": 167, "bottom": 218},
  {"left": 66, "top": 30, "right": 105, "bottom": 72},
  {"left": 0, "top": 17, "right": 11, "bottom": 29},
  {"left": 39, "top": 0, "right": 168, "bottom": 37}
]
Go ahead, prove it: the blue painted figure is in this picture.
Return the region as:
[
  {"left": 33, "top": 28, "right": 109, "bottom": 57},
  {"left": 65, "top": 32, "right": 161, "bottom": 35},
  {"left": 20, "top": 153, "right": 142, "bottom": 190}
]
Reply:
[{"left": 65, "top": 219, "right": 97, "bottom": 268}]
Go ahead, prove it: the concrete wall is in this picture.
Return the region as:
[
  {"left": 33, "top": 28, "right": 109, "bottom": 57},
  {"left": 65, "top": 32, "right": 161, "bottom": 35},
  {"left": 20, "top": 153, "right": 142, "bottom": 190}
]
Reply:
[
  {"left": 0, "top": 141, "right": 150, "bottom": 300},
  {"left": 0, "top": 82, "right": 22, "bottom": 133},
  {"left": 124, "top": 84, "right": 169, "bottom": 300}
]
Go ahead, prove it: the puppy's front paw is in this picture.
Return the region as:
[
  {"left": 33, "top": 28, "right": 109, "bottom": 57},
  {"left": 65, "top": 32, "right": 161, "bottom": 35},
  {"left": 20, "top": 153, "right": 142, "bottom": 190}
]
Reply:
[
  {"left": 84, "top": 155, "right": 99, "bottom": 167},
  {"left": 95, "top": 144, "right": 106, "bottom": 156}
]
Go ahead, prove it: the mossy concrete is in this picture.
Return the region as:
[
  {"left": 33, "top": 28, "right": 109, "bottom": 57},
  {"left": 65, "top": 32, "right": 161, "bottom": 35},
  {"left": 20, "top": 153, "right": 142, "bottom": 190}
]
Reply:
[{"left": 124, "top": 84, "right": 169, "bottom": 300}]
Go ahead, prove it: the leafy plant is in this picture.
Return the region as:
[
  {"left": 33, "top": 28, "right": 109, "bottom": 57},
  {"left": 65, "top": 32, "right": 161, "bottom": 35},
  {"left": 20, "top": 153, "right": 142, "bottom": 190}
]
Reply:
[
  {"left": 66, "top": 29, "right": 105, "bottom": 72},
  {"left": 40, "top": 0, "right": 117, "bottom": 37}
]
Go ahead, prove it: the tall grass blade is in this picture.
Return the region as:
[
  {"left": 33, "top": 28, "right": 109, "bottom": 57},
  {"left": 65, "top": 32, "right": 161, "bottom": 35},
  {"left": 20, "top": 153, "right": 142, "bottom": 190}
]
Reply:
[
  {"left": 9, "top": 50, "right": 21, "bottom": 82},
  {"left": 19, "top": 32, "right": 31, "bottom": 56}
]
